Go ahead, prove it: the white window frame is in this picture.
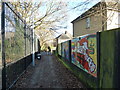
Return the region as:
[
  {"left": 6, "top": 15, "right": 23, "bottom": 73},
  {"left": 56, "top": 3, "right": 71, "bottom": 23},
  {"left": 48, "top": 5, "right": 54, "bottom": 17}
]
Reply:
[{"left": 86, "top": 17, "right": 90, "bottom": 28}]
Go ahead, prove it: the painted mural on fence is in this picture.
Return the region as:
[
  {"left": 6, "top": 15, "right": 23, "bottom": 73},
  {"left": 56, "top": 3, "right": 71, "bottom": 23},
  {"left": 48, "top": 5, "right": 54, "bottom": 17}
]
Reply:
[
  {"left": 71, "top": 34, "right": 97, "bottom": 77},
  {"left": 58, "top": 44, "right": 62, "bottom": 56},
  {"left": 71, "top": 38, "right": 79, "bottom": 63},
  {"left": 62, "top": 41, "right": 70, "bottom": 61}
]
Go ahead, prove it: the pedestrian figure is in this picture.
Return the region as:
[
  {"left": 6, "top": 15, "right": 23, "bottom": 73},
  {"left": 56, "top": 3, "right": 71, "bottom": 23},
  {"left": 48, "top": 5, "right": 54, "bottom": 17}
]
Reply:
[{"left": 48, "top": 46, "right": 51, "bottom": 55}]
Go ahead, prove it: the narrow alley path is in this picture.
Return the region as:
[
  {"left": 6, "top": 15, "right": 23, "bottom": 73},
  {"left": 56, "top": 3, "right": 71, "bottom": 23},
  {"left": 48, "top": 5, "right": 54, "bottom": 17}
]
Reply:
[{"left": 13, "top": 52, "right": 86, "bottom": 89}]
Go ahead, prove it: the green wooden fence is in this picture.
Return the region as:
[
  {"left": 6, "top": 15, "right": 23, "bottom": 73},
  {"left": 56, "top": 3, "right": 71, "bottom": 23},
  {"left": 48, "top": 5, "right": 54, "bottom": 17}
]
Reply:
[
  {"left": 57, "top": 28, "right": 120, "bottom": 88},
  {"left": 98, "top": 28, "right": 120, "bottom": 88}
]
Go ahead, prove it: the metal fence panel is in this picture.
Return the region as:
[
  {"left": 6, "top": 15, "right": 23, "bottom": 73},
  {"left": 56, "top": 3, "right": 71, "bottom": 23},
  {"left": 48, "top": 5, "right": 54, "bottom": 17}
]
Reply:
[
  {"left": 5, "top": 3, "right": 26, "bottom": 64},
  {"left": 3, "top": 3, "right": 38, "bottom": 89},
  {"left": 0, "top": 2, "right": 40, "bottom": 89},
  {"left": 26, "top": 26, "right": 32, "bottom": 56}
]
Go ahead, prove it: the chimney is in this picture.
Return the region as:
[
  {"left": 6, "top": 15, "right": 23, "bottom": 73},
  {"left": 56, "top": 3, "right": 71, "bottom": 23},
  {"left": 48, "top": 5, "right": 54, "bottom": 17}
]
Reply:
[{"left": 65, "top": 31, "right": 67, "bottom": 34}]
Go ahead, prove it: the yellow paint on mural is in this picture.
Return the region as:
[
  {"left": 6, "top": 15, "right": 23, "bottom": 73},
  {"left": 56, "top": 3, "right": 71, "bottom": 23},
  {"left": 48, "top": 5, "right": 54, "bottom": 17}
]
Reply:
[{"left": 88, "top": 37, "right": 97, "bottom": 73}]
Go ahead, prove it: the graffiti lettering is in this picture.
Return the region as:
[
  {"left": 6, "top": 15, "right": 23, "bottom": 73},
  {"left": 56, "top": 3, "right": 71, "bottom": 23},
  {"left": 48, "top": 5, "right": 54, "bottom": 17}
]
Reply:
[{"left": 71, "top": 34, "right": 97, "bottom": 77}]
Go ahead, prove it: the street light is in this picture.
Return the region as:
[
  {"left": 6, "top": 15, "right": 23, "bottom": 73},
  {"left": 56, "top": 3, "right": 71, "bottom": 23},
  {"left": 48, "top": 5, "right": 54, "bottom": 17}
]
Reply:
[{"left": 32, "top": 15, "right": 35, "bottom": 66}]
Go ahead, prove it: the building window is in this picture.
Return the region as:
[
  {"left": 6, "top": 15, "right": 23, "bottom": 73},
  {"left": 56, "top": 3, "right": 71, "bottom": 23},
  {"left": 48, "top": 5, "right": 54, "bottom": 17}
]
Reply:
[{"left": 86, "top": 17, "right": 90, "bottom": 28}]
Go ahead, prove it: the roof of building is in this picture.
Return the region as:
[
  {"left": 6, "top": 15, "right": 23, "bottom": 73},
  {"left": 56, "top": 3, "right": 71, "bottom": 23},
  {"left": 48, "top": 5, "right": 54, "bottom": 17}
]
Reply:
[
  {"left": 71, "top": 1, "right": 120, "bottom": 23},
  {"left": 55, "top": 31, "right": 72, "bottom": 39},
  {"left": 71, "top": 2, "right": 105, "bottom": 23}
]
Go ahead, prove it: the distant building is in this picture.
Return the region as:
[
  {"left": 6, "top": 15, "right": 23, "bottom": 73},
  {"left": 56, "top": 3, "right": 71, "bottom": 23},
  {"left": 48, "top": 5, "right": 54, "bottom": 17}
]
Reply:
[
  {"left": 71, "top": 2, "right": 120, "bottom": 37},
  {"left": 54, "top": 31, "right": 72, "bottom": 47}
]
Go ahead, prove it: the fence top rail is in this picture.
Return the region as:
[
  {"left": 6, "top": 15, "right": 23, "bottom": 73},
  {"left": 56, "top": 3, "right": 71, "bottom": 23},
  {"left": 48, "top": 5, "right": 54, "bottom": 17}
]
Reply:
[{"left": 98, "top": 27, "right": 120, "bottom": 33}]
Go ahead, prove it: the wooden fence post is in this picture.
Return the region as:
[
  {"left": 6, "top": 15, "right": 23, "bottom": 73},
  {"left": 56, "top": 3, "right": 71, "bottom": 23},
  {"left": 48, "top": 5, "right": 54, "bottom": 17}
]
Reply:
[{"left": 97, "top": 32, "right": 100, "bottom": 89}]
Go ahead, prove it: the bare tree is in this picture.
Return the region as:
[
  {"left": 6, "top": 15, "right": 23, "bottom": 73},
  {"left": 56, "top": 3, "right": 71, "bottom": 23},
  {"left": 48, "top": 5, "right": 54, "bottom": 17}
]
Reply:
[
  {"left": 3, "top": 0, "right": 120, "bottom": 49},
  {"left": 69, "top": 0, "right": 120, "bottom": 31},
  {"left": 3, "top": 0, "right": 68, "bottom": 49}
]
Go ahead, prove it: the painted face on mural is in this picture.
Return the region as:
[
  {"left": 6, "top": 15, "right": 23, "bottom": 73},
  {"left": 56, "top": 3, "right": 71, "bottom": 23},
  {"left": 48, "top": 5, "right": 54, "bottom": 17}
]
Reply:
[
  {"left": 71, "top": 34, "right": 97, "bottom": 77},
  {"left": 77, "top": 42, "right": 88, "bottom": 55}
]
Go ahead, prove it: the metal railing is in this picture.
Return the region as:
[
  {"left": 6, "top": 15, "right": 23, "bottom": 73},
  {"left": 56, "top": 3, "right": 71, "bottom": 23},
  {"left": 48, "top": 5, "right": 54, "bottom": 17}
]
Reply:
[{"left": 1, "top": 2, "right": 39, "bottom": 89}]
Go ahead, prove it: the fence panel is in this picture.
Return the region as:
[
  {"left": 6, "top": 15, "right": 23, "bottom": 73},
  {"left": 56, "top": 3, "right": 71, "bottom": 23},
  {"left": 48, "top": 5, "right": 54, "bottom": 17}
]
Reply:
[
  {"left": 58, "top": 44, "right": 62, "bottom": 56},
  {"left": 71, "top": 34, "right": 97, "bottom": 77},
  {"left": 99, "top": 28, "right": 120, "bottom": 88},
  {"left": 4, "top": 3, "right": 25, "bottom": 89},
  {"left": 0, "top": 2, "right": 40, "bottom": 89},
  {"left": 3, "top": 3, "right": 36, "bottom": 89},
  {"left": 26, "top": 26, "right": 32, "bottom": 56},
  {"left": 61, "top": 40, "right": 71, "bottom": 62},
  {"left": 71, "top": 38, "right": 79, "bottom": 66}
]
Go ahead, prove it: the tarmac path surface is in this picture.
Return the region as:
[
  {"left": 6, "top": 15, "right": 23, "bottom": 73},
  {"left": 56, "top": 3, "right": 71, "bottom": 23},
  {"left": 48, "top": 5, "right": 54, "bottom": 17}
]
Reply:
[{"left": 13, "top": 52, "right": 86, "bottom": 89}]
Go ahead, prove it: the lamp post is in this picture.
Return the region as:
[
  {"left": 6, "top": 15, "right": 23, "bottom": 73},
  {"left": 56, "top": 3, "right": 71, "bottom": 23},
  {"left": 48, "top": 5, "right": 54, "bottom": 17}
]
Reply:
[{"left": 32, "top": 14, "right": 35, "bottom": 66}]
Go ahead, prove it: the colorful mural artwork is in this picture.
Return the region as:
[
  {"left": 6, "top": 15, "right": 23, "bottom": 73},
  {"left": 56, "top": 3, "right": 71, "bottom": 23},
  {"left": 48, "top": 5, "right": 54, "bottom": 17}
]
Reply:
[
  {"left": 58, "top": 44, "right": 62, "bottom": 56},
  {"left": 71, "top": 38, "right": 79, "bottom": 64},
  {"left": 71, "top": 34, "right": 97, "bottom": 77},
  {"left": 62, "top": 41, "right": 70, "bottom": 61}
]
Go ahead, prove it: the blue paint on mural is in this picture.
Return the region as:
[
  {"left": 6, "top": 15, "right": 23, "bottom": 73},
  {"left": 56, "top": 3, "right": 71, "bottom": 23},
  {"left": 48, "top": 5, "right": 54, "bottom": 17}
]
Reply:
[{"left": 62, "top": 41, "right": 70, "bottom": 61}]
